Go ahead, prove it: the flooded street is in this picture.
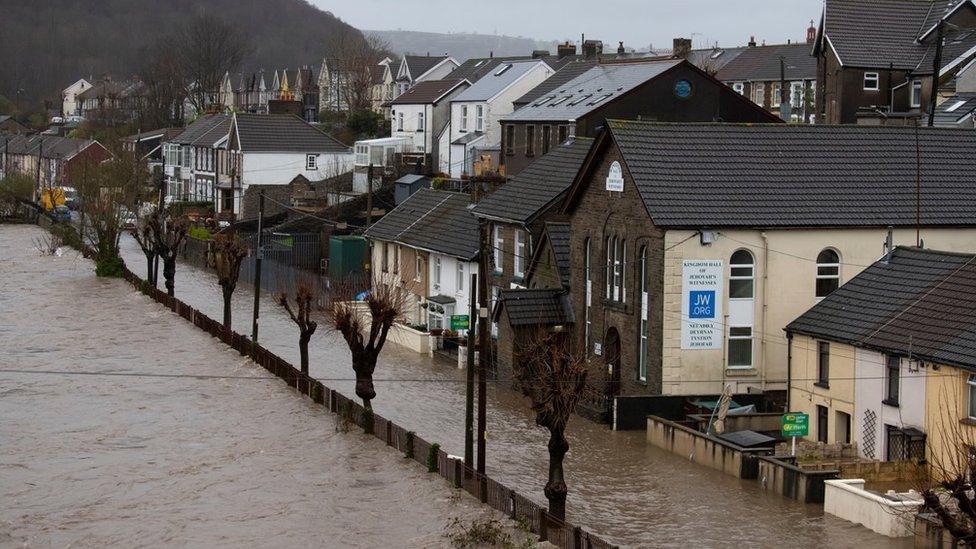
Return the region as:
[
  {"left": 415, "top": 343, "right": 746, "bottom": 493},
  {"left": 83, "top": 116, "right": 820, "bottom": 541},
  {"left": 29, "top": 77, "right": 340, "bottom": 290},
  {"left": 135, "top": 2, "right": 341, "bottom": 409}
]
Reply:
[
  {"left": 113, "top": 234, "right": 905, "bottom": 548},
  {"left": 0, "top": 225, "right": 523, "bottom": 548}
]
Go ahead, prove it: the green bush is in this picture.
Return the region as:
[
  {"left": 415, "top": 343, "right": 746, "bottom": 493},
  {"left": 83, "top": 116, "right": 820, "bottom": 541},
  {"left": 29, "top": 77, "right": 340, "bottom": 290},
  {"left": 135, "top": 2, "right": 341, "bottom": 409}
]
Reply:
[
  {"left": 188, "top": 226, "right": 212, "bottom": 240},
  {"left": 95, "top": 255, "right": 125, "bottom": 278}
]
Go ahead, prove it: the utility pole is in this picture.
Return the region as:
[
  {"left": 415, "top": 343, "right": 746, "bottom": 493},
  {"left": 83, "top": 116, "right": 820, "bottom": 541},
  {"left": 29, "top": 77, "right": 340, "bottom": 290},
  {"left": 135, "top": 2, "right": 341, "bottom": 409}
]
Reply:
[
  {"left": 928, "top": 21, "right": 945, "bottom": 127},
  {"left": 34, "top": 140, "right": 43, "bottom": 203},
  {"left": 366, "top": 163, "right": 374, "bottom": 227},
  {"left": 251, "top": 190, "right": 265, "bottom": 345},
  {"left": 476, "top": 219, "right": 489, "bottom": 476},
  {"left": 464, "top": 272, "right": 477, "bottom": 476}
]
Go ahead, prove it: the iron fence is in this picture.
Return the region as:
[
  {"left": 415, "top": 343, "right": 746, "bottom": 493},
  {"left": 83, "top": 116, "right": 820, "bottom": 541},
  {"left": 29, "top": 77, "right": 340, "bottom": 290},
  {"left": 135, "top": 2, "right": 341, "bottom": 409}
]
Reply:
[{"left": 118, "top": 262, "right": 619, "bottom": 549}]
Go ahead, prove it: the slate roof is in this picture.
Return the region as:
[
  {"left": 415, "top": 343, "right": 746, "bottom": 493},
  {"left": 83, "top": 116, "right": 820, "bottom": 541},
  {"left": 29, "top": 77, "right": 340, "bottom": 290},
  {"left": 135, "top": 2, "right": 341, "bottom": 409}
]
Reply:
[
  {"left": 452, "top": 60, "right": 549, "bottom": 102},
  {"left": 933, "top": 92, "right": 976, "bottom": 124},
  {"left": 514, "top": 59, "right": 598, "bottom": 107},
  {"left": 502, "top": 60, "right": 683, "bottom": 123},
  {"left": 451, "top": 131, "right": 484, "bottom": 146},
  {"left": 192, "top": 118, "right": 232, "bottom": 148},
  {"left": 404, "top": 55, "right": 452, "bottom": 80},
  {"left": 600, "top": 120, "right": 976, "bottom": 229},
  {"left": 786, "top": 247, "right": 976, "bottom": 372},
  {"left": 820, "top": 0, "right": 965, "bottom": 69},
  {"left": 912, "top": 27, "right": 976, "bottom": 74},
  {"left": 171, "top": 114, "right": 229, "bottom": 145},
  {"left": 494, "top": 289, "right": 575, "bottom": 327},
  {"left": 687, "top": 46, "right": 749, "bottom": 74},
  {"left": 472, "top": 137, "right": 593, "bottom": 224},
  {"left": 2, "top": 135, "right": 101, "bottom": 159},
  {"left": 715, "top": 43, "right": 818, "bottom": 82},
  {"left": 233, "top": 114, "right": 350, "bottom": 153},
  {"left": 450, "top": 56, "right": 528, "bottom": 82},
  {"left": 363, "top": 188, "right": 479, "bottom": 260},
  {"left": 389, "top": 79, "right": 468, "bottom": 105},
  {"left": 544, "top": 222, "right": 571, "bottom": 287}
]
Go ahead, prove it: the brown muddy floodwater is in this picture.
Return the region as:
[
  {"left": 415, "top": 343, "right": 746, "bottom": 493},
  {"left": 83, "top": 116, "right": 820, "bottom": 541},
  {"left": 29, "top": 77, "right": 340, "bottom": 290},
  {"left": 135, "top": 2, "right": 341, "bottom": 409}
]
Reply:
[
  {"left": 0, "top": 225, "right": 529, "bottom": 548},
  {"left": 114, "top": 234, "right": 907, "bottom": 548}
]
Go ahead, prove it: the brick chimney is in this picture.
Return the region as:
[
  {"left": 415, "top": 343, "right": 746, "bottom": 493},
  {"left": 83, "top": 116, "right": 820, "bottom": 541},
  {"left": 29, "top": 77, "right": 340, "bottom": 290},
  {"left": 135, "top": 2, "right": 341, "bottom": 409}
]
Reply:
[
  {"left": 617, "top": 41, "right": 626, "bottom": 55},
  {"left": 557, "top": 41, "right": 576, "bottom": 59},
  {"left": 806, "top": 20, "right": 816, "bottom": 45},
  {"left": 748, "top": 35, "right": 757, "bottom": 47},
  {"left": 582, "top": 40, "right": 603, "bottom": 59},
  {"left": 672, "top": 38, "right": 692, "bottom": 59}
]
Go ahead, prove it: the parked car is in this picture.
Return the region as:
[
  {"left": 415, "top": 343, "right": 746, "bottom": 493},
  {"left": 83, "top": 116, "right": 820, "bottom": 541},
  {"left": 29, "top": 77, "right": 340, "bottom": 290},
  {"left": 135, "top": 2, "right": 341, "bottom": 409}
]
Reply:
[
  {"left": 50, "top": 116, "right": 64, "bottom": 124},
  {"left": 121, "top": 208, "right": 137, "bottom": 231}
]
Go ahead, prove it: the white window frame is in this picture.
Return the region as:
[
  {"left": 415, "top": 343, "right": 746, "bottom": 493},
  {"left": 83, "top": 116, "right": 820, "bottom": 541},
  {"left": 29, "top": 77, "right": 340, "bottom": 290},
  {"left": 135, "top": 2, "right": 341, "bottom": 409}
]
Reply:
[
  {"left": 790, "top": 81, "right": 804, "bottom": 108},
  {"left": 911, "top": 80, "right": 923, "bottom": 108},
  {"left": 864, "top": 72, "right": 880, "bottom": 91},
  {"left": 514, "top": 230, "right": 526, "bottom": 279},
  {"left": 475, "top": 105, "right": 484, "bottom": 132},
  {"left": 415, "top": 255, "right": 423, "bottom": 282},
  {"left": 732, "top": 82, "right": 744, "bottom": 95},
  {"left": 753, "top": 83, "right": 765, "bottom": 106},
  {"left": 584, "top": 238, "right": 592, "bottom": 351},
  {"left": 493, "top": 226, "right": 503, "bottom": 273},
  {"left": 638, "top": 246, "right": 648, "bottom": 382},
  {"left": 729, "top": 250, "right": 755, "bottom": 299},
  {"left": 355, "top": 144, "right": 368, "bottom": 166},
  {"left": 816, "top": 248, "right": 841, "bottom": 299},
  {"left": 772, "top": 82, "right": 782, "bottom": 107},
  {"left": 417, "top": 110, "right": 425, "bottom": 131},
  {"left": 456, "top": 261, "right": 464, "bottom": 293},
  {"left": 460, "top": 105, "right": 468, "bottom": 132},
  {"left": 728, "top": 326, "right": 753, "bottom": 369},
  {"left": 605, "top": 236, "right": 613, "bottom": 300},
  {"left": 968, "top": 374, "right": 976, "bottom": 420},
  {"left": 306, "top": 154, "right": 317, "bottom": 171},
  {"left": 397, "top": 111, "right": 404, "bottom": 131},
  {"left": 612, "top": 237, "right": 622, "bottom": 302}
]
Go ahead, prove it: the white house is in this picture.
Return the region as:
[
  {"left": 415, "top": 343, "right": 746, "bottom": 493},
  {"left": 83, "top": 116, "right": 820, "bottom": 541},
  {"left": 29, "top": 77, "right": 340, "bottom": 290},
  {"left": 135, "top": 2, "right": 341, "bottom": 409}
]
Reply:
[
  {"left": 62, "top": 78, "right": 92, "bottom": 117},
  {"left": 162, "top": 114, "right": 231, "bottom": 204},
  {"left": 389, "top": 79, "right": 470, "bottom": 166},
  {"left": 394, "top": 55, "right": 459, "bottom": 97},
  {"left": 445, "top": 60, "right": 553, "bottom": 177}
]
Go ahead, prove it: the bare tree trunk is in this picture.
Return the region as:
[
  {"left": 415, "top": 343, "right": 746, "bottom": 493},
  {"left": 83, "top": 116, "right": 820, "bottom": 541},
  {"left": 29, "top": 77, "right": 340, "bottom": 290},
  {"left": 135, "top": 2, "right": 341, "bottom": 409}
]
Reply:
[
  {"left": 163, "top": 256, "right": 176, "bottom": 296},
  {"left": 544, "top": 426, "right": 569, "bottom": 521},
  {"left": 299, "top": 332, "right": 311, "bottom": 375},
  {"left": 353, "top": 350, "right": 376, "bottom": 410},
  {"left": 144, "top": 251, "right": 154, "bottom": 283},
  {"left": 222, "top": 285, "right": 233, "bottom": 329}
]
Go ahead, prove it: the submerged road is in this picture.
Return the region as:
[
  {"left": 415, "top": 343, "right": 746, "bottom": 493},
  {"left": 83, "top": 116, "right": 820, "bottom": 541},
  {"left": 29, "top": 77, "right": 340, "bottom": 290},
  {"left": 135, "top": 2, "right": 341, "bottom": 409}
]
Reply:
[
  {"left": 0, "top": 225, "right": 525, "bottom": 547},
  {"left": 116, "top": 233, "right": 905, "bottom": 548}
]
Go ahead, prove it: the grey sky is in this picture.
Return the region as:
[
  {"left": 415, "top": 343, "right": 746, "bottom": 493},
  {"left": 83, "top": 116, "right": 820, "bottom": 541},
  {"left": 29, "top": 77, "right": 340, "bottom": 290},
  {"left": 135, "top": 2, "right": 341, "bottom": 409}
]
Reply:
[{"left": 315, "top": 0, "right": 824, "bottom": 50}]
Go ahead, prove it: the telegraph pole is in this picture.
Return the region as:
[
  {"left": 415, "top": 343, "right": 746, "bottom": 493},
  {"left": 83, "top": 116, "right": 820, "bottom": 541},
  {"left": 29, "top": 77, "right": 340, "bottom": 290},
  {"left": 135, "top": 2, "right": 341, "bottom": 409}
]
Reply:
[
  {"left": 476, "top": 219, "right": 489, "bottom": 476},
  {"left": 464, "top": 272, "right": 477, "bottom": 476},
  {"left": 251, "top": 190, "right": 265, "bottom": 345}
]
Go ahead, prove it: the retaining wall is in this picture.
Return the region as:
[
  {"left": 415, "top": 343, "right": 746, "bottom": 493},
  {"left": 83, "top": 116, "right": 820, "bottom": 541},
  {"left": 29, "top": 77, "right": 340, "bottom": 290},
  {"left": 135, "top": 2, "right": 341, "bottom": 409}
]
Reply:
[
  {"left": 645, "top": 416, "right": 770, "bottom": 479},
  {"left": 757, "top": 455, "right": 839, "bottom": 504},
  {"left": 823, "top": 479, "right": 920, "bottom": 538}
]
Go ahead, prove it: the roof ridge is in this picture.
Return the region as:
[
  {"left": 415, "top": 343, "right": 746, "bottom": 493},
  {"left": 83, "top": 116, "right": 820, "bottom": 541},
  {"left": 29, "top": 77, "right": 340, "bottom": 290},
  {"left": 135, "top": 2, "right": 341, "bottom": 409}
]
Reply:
[{"left": 393, "top": 191, "right": 456, "bottom": 241}]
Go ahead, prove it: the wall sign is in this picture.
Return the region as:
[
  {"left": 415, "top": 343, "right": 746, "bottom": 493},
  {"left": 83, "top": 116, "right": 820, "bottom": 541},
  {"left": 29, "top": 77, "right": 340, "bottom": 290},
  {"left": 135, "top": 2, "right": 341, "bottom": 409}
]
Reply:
[
  {"left": 680, "top": 260, "right": 723, "bottom": 350},
  {"left": 605, "top": 161, "right": 624, "bottom": 192}
]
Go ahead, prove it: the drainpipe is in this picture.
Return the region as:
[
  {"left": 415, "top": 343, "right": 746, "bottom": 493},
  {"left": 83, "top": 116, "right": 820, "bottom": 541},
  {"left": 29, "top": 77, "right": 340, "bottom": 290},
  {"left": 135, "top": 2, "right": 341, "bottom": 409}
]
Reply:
[
  {"left": 761, "top": 231, "right": 769, "bottom": 392},
  {"left": 786, "top": 332, "right": 793, "bottom": 412}
]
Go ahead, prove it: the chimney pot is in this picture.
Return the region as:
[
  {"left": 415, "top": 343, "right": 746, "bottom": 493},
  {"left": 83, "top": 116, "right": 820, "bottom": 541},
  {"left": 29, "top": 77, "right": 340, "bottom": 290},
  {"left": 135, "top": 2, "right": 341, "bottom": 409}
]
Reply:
[
  {"left": 617, "top": 41, "right": 625, "bottom": 54},
  {"left": 672, "top": 38, "right": 692, "bottom": 59},
  {"left": 748, "top": 35, "right": 756, "bottom": 47}
]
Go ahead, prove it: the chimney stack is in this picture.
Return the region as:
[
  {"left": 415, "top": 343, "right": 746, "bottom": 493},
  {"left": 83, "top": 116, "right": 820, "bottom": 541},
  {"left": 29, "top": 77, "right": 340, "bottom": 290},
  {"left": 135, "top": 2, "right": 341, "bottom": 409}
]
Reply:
[
  {"left": 748, "top": 36, "right": 757, "bottom": 47},
  {"left": 672, "top": 38, "right": 692, "bottom": 59},
  {"left": 582, "top": 39, "right": 604, "bottom": 59},
  {"left": 806, "top": 20, "right": 816, "bottom": 45},
  {"left": 532, "top": 49, "right": 549, "bottom": 59},
  {"left": 557, "top": 41, "right": 577, "bottom": 59},
  {"left": 618, "top": 41, "right": 626, "bottom": 55}
]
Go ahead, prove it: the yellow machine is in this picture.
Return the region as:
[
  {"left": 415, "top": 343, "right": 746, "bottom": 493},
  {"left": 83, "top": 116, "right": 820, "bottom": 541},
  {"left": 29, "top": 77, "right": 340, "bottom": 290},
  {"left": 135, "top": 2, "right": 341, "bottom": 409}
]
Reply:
[{"left": 40, "top": 188, "right": 67, "bottom": 211}]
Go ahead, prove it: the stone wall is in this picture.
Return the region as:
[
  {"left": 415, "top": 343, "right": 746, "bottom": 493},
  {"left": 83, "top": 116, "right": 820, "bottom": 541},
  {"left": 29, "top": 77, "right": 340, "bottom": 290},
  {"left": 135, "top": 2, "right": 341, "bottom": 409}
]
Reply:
[{"left": 646, "top": 415, "right": 769, "bottom": 479}]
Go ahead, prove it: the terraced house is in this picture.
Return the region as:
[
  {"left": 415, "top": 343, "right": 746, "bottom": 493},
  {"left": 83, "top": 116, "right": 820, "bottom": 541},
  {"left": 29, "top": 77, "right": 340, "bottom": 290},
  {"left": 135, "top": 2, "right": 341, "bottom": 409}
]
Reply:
[{"left": 494, "top": 121, "right": 976, "bottom": 410}]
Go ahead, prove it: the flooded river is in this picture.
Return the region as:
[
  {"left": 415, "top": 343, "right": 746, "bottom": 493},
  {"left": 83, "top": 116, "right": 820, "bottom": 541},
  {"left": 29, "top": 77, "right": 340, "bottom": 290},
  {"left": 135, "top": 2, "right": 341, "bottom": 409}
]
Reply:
[
  {"left": 0, "top": 225, "right": 524, "bottom": 547},
  {"left": 112, "top": 234, "right": 907, "bottom": 548}
]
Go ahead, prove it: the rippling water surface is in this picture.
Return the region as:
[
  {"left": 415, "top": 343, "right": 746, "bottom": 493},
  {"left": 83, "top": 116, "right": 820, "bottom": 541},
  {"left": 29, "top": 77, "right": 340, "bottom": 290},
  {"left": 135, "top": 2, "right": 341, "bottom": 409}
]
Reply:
[
  {"left": 0, "top": 225, "right": 524, "bottom": 548},
  {"left": 110, "top": 232, "right": 907, "bottom": 548}
]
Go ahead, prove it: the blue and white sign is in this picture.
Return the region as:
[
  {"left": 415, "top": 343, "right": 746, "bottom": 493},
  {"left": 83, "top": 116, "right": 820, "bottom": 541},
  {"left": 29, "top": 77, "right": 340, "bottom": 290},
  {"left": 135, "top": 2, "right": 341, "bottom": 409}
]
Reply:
[{"left": 681, "top": 260, "right": 723, "bottom": 349}]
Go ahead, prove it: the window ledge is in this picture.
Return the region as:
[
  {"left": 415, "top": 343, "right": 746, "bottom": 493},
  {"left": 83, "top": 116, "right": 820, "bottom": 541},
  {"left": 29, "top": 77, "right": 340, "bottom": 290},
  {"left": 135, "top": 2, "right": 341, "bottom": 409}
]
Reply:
[
  {"left": 882, "top": 398, "right": 900, "bottom": 408},
  {"left": 726, "top": 367, "right": 758, "bottom": 377},
  {"left": 961, "top": 418, "right": 976, "bottom": 427},
  {"left": 814, "top": 381, "right": 830, "bottom": 390}
]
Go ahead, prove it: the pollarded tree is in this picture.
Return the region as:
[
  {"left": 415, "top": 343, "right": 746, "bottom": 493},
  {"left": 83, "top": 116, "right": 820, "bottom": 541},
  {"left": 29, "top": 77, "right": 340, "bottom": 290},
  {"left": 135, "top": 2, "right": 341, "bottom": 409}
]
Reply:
[
  {"left": 278, "top": 281, "right": 318, "bottom": 379},
  {"left": 148, "top": 210, "right": 189, "bottom": 297},
  {"left": 326, "top": 274, "right": 407, "bottom": 410},
  {"left": 132, "top": 213, "right": 158, "bottom": 285},
  {"left": 515, "top": 329, "right": 589, "bottom": 521},
  {"left": 209, "top": 232, "right": 249, "bottom": 329}
]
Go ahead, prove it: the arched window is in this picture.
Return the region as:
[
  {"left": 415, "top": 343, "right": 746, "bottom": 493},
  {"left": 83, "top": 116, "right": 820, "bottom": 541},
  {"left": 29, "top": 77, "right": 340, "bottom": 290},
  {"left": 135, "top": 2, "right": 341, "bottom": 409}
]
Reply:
[
  {"left": 816, "top": 249, "right": 840, "bottom": 298},
  {"left": 605, "top": 236, "right": 613, "bottom": 300},
  {"left": 621, "top": 240, "right": 628, "bottom": 303},
  {"left": 729, "top": 250, "right": 755, "bottom": 299},
  {"left": 613, "top": 237, "right": 622, "bottom": 301},
  {"left": 638, "top": 246, "right": 649, "bottom": 382}
]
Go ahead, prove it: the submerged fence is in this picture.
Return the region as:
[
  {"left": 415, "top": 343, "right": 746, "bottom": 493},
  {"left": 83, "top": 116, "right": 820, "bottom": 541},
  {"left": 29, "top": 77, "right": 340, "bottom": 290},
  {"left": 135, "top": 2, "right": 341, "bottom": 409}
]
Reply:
[{"left": 118, "top": 266, "right": 617, "bottom": 549}]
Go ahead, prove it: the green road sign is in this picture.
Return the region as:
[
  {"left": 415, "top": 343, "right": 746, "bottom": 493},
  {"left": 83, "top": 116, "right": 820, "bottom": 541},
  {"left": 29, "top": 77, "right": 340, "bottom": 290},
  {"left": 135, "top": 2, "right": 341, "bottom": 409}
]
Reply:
[
  {"left": 450, "top": 315, "right": 470, "bottom": 330},
  {"left": 781, "top": 413, "right": 809, "bottom": 437}
]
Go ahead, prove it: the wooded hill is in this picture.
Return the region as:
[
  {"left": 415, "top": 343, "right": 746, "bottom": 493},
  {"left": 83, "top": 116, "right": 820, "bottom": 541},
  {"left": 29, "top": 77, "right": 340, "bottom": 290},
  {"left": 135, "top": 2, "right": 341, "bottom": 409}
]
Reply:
[{"left": 0, "top": 0, "right": 362, "bottom": 105}]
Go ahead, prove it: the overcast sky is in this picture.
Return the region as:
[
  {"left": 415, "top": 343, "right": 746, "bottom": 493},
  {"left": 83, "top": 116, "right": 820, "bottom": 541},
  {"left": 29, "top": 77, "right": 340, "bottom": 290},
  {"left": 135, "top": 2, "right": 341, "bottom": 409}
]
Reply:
[{"left": 315, "top": 0, "right": 824, "bottom": 50}]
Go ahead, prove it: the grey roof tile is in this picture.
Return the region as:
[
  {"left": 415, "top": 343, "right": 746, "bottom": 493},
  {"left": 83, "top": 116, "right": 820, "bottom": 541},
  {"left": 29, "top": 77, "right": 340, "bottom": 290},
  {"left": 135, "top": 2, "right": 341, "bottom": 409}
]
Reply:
[
  {"left": 715, "top": 43, "right": 817, "bottom": 82},
  {"left": 172, "top": 114, "right": 229, "bottom": 145},
  {"left": 544, "top": 222, "right": 571, "bottom": 287},
  {"left": 933, "top": 92, "right": 976, "bottom": 125},
  {"left": 787, "top": 247, "right": 976, "bottom": 372},
  {"left": 495, "top": 288, "right": 575, "bottom": 326},
  {"left": 363, "top": 188, "right": 479, "bottom": 260},
  {"left": 389, "top": 79, "right": 467, "bottom": 105},
  {"left": 472, "top": 137, "right": 593, "bottom": 224},
  {"left": 233, "top": 114, "right": 350, "bottom": 153},
  {"left": 606, "top": 120, "right": 976, "bottom": 228},
  {"left": 514, "top": 59, "right": 597, "bottom": 106},
  {"left": 405, "top": 55, "right": 452, "bottom": 79},
  {"left": 453, "top": 60, "right": 549, "bottom": 102}
]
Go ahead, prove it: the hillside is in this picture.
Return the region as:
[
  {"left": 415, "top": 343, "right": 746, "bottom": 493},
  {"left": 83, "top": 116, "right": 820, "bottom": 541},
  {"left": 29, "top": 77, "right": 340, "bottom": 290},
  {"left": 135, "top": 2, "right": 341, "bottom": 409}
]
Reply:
[
  {"left": 0, "top": 0, "right": 362, "bottom": 104},
  {"left": 366, "top": 30, "right": 553, "bottom": 62}
]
